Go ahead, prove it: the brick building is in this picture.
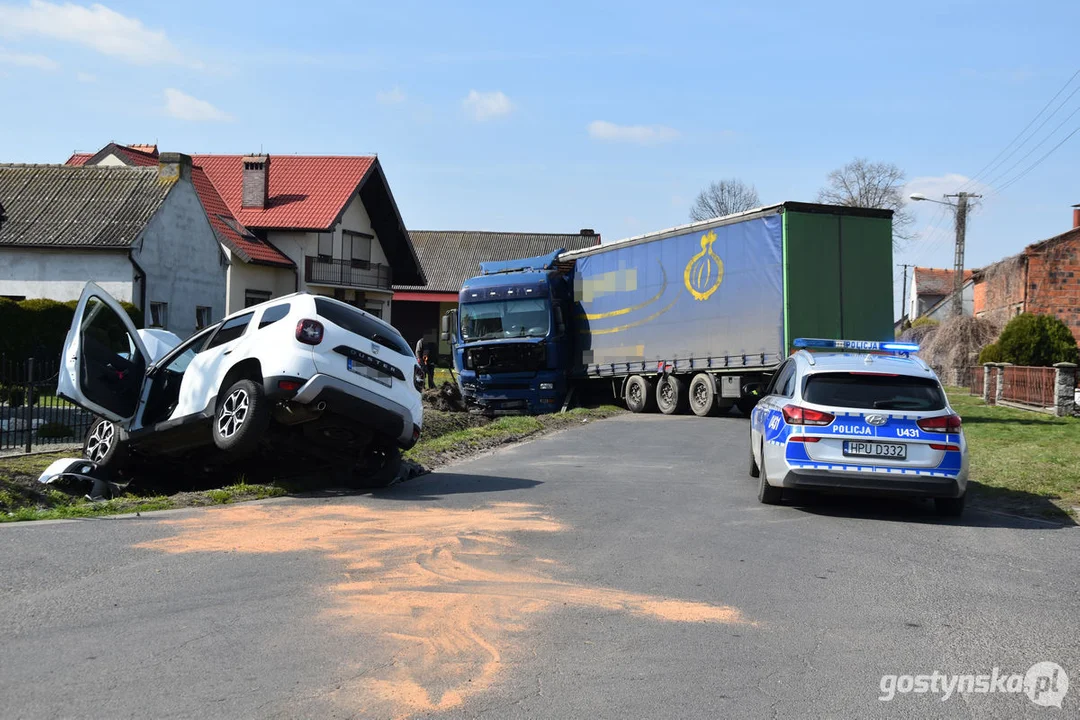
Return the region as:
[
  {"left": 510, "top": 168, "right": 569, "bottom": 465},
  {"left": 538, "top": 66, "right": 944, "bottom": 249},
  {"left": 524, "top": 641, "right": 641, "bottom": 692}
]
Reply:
[{"left": 973, "top": 208, "right": 1080, "bottom": 343}]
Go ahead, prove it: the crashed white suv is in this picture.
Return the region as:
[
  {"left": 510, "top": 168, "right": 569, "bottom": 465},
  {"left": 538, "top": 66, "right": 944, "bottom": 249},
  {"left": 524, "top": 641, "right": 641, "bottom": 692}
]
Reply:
[{"left": 59, "top": 283, "right": 424, "bottom": 486}]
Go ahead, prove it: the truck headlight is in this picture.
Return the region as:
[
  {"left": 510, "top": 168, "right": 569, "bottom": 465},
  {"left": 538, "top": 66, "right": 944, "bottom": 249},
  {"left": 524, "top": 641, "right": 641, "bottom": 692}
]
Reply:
[{"left": 539, "top": 382, "right": 554, "bottom": 390}]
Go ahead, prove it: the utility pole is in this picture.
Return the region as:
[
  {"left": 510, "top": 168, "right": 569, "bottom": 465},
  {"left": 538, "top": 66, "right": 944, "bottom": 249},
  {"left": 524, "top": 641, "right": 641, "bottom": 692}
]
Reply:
[
  {"left": 897, "top": 263, "right": 910, "bottom": 325},
  {"left": 945, "top": 192, "right": 980, "bottom": 317}
]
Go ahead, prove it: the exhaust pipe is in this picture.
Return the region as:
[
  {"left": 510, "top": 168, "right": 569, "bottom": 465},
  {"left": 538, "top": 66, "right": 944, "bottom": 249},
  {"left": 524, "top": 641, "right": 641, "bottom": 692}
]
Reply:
[{"left": 316, "top": 401, "right": 327, "bottom": 411}]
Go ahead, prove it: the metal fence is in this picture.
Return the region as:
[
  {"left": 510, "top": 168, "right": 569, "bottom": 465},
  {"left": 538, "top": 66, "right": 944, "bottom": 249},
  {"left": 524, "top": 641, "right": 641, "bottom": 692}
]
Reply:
[
  {"left": 0, "top": 356, "right": 93, "bottom": 453},
  {"left": 968, "top": 365, "right": 985, "bottom": 397},
  {"left": 1001, "top": 365, "right": 1057, "bottom": 408}
]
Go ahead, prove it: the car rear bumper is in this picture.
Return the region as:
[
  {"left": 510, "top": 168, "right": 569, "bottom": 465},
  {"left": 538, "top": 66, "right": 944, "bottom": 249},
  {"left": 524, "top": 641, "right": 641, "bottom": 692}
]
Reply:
[
  {"left": 291, "top": 374, "right": 421, "bottom": 448},
  {"left": 778, "top": 467, "right": 966, "bottom": 498}
]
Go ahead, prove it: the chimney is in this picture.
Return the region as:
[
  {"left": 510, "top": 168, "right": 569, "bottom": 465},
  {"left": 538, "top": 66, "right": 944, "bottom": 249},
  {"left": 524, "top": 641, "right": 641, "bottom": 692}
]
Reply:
[
  {"left": 242, "top": 155, "right": 270, "bottom": 209},
  {"left": 579, "top": 228, "right": 595, "bottom": 236},
  {"left": 1072, "top": 204, "right": 1080, "bottom": 229},
  {"left": 157, "top": 152, "right": 192, "bottom": 182}
]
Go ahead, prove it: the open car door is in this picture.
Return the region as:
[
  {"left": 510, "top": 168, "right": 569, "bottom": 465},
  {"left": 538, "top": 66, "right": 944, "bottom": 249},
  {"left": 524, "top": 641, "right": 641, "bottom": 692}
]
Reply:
[{"left": 58, "top": 283, "right": 151, "bottom": 427}]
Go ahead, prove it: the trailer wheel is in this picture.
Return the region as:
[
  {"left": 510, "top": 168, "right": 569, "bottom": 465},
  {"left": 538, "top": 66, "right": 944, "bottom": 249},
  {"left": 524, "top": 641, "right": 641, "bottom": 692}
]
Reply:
[
  {"left": 689, "top": 373, "right": 717, "bottom": 417},
  {"left": 656, "top": 375, "right": 688, "bottom": 415},
  {"left": 624, "top": 375, "right": 656, "bottom": 413}
]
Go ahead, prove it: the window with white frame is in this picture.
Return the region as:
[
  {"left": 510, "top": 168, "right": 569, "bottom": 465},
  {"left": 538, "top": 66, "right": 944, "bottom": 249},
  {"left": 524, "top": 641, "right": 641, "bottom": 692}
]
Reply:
[
  {"left": 195, "top": 306, "right": 212, "bottom": 329},
  {"left": 149, "top": 302, "right": 168, "bottom": 328}
]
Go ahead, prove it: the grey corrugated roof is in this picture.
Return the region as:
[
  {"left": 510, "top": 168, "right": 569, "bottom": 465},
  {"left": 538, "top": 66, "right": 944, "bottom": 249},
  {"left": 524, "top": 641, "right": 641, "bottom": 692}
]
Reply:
[
  {"left": 0, "top": 164, "right": 174, "bottom": 248},
  {"left": 395, "top": 230, "right": 601, "bottom": 293}
]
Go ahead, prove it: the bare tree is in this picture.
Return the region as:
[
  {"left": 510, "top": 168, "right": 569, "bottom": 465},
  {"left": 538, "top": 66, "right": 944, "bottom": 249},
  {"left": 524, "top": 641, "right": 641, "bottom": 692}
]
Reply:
[
  {"left": 817, "top": 158, "right": 914, "bottom": 244},
  {"left": 690, "top": 179, "right": 760, "bottom": 222}
]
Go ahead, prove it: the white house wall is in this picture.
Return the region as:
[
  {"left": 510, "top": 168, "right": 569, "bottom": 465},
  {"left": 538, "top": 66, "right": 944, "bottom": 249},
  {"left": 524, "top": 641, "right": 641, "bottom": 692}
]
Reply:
[
  {"left": 0, "top": 249, "right": 133, "bottom": 301},
  {"left": 134, "top": 179, "right": 227, "bottom": 339}
]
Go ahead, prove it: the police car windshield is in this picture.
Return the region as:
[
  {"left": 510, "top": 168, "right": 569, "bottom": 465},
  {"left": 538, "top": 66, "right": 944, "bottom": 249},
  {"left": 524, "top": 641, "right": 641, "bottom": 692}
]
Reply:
[{"left": 803, "top": 373, "right": 946, "bottom": 411}]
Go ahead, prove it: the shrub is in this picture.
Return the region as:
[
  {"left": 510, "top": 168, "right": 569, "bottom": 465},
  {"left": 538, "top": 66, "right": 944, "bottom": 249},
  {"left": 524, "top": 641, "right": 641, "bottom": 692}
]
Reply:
[
  {"left": 35, "top": 422, "right": 74, "bottom": 439},
  {"left": 996, "top": 313, "right": 1079, "bottom": 367},
  {"left": 4, "top": 386, "right": 40, "bottom": 407},
  {"left": 0, "top": 296, "right": 143, "bottom": 363},
  {"left": 977, "top": 343, "right": 1004, "bottom": 364}
]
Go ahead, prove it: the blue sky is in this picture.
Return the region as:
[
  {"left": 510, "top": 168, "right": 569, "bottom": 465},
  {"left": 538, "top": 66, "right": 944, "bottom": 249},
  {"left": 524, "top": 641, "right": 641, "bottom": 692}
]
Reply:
[{"left": 1, "top": 0, "right": 1078, "bottom": 319}]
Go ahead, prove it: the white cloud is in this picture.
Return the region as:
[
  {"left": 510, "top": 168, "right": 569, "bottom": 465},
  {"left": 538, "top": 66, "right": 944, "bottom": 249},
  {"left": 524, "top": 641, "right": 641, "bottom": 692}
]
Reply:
[
  {"left": 163, "top": 88, "right": 232, "bottom": 122},
  {"left": 75, "top": 70, "right": 95, "bottom": 82},
  {"left": 376, "top": 86, "right": 406, "bottom": 105},
  {"left": 0, "top": 0, "right": 193, "bottom": 66},
  {"left": 905, "top": 173, "right": 984, "bottom": 201},
  {"left": 0, "top": 45, "right": 58, "bottom": 69},
  {"left": 588, "top": 120, "right": 679, "bottom": 145},
  {"left": 462, "top": 90, "right": 513, "bottom": 121}
]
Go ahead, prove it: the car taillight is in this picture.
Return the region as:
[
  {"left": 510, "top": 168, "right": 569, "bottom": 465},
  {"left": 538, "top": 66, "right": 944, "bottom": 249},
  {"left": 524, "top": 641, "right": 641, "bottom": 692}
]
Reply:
[
  {"left": 782, "top": 404, "right": 835, "bottom": 426},
  {"left": 930, "top": 443, "right": 961, "bottom": 452},
  {"left": 414, "top": 364, "right": 425, "bottom": 392},
  {"left": 278, "top": 379, "right": 302, "bottom": 392},
  {"left": 788, "top": 436, "right": 821, "bottom": 443},
  {"left": 296, "top": 319, "right": 324, "bottom": 345},
  {"left": 917, "top": 414, "right": 962, "bottom": 433}
]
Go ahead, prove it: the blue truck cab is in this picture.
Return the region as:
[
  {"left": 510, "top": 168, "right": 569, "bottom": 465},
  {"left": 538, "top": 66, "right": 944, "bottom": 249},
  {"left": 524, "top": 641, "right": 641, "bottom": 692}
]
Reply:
[{"left": 444, "top": 250, "right": 573, "bottom": 414}]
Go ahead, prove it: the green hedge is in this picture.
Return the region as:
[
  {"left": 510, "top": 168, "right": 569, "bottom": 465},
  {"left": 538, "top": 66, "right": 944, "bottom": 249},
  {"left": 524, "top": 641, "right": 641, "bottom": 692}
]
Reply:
[
  {"left": 0, "top": 297, "right": 142, "bottom": 364},
  {"left": 994, "top": 313, "right": 1079, "bottom": 366}
]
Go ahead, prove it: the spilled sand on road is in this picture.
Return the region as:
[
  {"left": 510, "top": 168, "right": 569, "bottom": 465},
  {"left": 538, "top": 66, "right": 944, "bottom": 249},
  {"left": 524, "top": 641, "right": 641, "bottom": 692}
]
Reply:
[{"left": 137, "top": 502, "right": 751, "bottom": 718}]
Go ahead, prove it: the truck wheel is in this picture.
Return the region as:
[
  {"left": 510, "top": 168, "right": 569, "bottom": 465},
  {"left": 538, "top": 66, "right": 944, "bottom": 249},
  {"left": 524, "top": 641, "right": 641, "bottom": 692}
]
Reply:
[
  {"left": 83, "top": 418, "right": 129, "bottom": 474},
  {"left": 212, "top": 379, "right": 271, "bottom": 456},
  {"left": 656, "top": 375, "right": 688, "bottom": 415},
  {"left": 624, "top": 375, "right": 656, "bottom": 413},
  {"left": 689, "top": 373, "right": 717, "bottom": 417}
]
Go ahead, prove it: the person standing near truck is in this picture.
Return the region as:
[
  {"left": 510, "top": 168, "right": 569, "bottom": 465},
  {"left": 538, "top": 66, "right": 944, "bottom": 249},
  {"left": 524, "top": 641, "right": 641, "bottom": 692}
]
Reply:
[{"left": 415, "top": 337, "right": 435, "bottom": 390}]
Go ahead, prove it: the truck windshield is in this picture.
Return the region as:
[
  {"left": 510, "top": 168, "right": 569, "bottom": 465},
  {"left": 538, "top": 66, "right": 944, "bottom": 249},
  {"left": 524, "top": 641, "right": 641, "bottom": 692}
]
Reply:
[{"left": 460, "top": 298, "right": 550, "bottom": 340}]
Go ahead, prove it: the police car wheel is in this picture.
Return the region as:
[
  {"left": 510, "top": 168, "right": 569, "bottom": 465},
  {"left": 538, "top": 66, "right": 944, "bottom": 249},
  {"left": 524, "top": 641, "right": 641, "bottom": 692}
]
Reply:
[
  {"left": 933, "top": 494, "right": 966, "bottom": 517},
  {"left": 757, "top": 445, "right": 783, "bottom": 504},
  {"left": 749, "top": 438, "right": 760, "bottom": 478}
]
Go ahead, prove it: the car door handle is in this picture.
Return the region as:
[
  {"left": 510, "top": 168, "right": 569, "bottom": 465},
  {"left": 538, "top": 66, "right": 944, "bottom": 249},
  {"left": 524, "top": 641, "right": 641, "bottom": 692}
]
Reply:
[{"left": 222, "top": 350, "right": 232, "bottom": 355}]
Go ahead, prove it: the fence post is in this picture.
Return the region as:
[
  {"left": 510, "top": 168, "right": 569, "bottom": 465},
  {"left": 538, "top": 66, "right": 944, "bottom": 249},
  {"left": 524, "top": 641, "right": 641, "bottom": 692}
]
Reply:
[
  {"left": 1053, "top": 362, "right": 1077, "bottom": 417},
  {"left": 982, "top": 363, "right": 993, "bottom": 403},
  {"left": 24, "top": 357, "right": 34, "bottom": 454},
  {"left": 995, "top": 363, "right": 1010, "bottom": 405}
]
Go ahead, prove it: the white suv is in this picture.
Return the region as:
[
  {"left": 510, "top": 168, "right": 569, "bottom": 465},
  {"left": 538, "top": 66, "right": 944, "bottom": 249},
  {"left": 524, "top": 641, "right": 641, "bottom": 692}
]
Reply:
[{"left": 59, "top": 283, "right": 424, "bottom": 487}]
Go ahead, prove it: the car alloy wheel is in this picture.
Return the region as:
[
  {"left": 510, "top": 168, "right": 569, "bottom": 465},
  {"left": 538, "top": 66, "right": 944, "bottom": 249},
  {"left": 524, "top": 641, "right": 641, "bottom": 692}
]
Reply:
[
  {"left": 217, "top": 387, "right": 250, "bottom": 439},
  {"left": 85, "top": 421, "right": 113, "bottom": 462}
]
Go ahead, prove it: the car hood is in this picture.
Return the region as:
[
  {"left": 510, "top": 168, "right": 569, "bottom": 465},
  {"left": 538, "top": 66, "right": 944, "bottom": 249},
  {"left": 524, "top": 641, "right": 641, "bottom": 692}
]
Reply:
[{"left": 138, "top": 328, "right": 181, "bottom": 363}]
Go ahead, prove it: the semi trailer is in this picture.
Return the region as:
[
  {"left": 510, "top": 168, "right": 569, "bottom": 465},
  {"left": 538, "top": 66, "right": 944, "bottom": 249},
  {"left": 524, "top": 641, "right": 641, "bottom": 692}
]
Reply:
[{"left": 441, "top": 202, "right": 895, "bottom": 416}]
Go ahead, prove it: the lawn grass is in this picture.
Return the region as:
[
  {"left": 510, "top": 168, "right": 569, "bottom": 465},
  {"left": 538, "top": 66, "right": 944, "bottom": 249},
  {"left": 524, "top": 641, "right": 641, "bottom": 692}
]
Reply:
[{"left": 948, "top": 389, "right": 1080, "bottom": 516}]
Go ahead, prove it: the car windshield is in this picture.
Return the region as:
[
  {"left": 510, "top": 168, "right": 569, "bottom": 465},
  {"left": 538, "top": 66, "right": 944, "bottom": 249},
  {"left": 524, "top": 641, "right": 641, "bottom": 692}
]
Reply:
[
  {"left": 460, "top": 298, "right": 550, "bottom": 340},
  {"left": 803, "top": 372, "right": 946, "bottom": 411}
]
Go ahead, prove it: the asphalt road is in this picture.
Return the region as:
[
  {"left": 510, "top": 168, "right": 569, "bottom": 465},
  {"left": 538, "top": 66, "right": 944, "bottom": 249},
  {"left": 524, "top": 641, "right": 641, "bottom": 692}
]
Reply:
[{"left": 2, "top": 413, "right": 1078, "bottom": 719}]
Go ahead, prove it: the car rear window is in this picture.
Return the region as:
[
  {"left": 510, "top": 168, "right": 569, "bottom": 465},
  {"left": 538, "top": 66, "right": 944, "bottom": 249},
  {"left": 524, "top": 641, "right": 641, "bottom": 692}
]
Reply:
[
  {"left": 314, "top": 298, "right": 412, "bottom": 357},
  {"left": 803, "top": 373, "right": 946, "bottom": 411}
]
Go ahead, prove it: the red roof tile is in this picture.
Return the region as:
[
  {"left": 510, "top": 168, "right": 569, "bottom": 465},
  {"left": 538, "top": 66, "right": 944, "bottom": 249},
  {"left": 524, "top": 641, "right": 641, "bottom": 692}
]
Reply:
[
  {"left": 913, "top": 267, "right": 975, "bottom": 296},
  {"left": 190, "top": 166, "right": 294, "bottom": 268},
  {"left": 66, "top": 153, "right": 91, "bottom": 166},
  {"left": 192, "top": 155, "right": 375, "bottom": 231}
]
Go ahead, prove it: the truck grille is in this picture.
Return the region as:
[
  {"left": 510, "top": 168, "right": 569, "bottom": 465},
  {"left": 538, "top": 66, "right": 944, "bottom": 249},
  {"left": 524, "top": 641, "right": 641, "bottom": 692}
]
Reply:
[{"left": 466, "top": 343, "right": 546, "bottom": 373}]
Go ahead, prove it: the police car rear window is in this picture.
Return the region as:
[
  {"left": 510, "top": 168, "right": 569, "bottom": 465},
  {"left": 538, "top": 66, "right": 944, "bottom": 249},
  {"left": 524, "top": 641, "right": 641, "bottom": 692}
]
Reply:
[
  {"left": 314, "top": 298, "right": 412, "bottom": 357},
  {"left": 803, "top": 373, "right": 945, "bottom": 411}
]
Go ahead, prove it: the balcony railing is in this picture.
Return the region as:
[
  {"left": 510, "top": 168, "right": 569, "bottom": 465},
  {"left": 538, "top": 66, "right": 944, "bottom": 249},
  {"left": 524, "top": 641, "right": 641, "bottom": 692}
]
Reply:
[{"left": 304, "top": 256, "right": 392, "bottom": 290}]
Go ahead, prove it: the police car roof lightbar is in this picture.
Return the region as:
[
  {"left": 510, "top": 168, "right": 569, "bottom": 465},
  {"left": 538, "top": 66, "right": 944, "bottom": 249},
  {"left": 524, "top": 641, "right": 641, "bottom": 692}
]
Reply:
[{"left": 792, "top": 338, "right": 920, "bottom": 354}]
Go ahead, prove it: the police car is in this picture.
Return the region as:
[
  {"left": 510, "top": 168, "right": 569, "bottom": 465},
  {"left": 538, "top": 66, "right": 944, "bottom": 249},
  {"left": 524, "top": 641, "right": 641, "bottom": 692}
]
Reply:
[{"left": 749, "top": 339, "right": 969, "bottom": 516}]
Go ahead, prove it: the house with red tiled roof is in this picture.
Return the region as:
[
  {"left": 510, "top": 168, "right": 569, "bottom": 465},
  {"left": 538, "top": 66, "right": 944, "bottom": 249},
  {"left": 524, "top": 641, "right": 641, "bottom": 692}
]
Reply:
[
  {"left": 69, "top": 144, "right": 424, "bottom": 321},
  {"left": 908, "top": 266, "right": 975, "bottom": 321}
]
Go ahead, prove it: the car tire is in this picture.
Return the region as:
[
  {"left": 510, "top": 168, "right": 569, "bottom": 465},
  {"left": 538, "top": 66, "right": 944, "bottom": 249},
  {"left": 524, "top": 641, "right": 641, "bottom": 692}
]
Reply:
[
  {"left": 689, "top": 373, "right": 717, "bottom": 417},
  {"left": 83, "top": 417, "right": 129, "bottom": 473},
  {"left": 212, "top": 379, "right": 271, "bottom": 456},
  {"left": 656, "top": 375, "right": 688, "bottom": 415},
  {"left": 624, "top": 375, "right": 656, "bottom": 414},
  {"left": 757, "top": 442, "right": 783, "bottom": 505},
  {"left": 349, "top": 446, "right": 403, "bottom": 489},
  {"left": 934, "top": 494, "right": 966, "bottom": 517}
]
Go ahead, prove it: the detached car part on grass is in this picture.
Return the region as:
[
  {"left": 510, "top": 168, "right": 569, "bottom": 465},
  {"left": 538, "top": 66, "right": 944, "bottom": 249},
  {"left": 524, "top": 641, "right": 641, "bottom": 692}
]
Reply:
[{"left": 57, "top": 283, "right": 424, "bottom": 488}]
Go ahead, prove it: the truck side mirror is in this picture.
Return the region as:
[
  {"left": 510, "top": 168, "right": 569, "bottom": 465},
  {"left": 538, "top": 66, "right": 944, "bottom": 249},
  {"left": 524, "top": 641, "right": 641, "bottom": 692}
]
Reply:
[
  {"left": 554, "top": 305, "right": 566, "bottom": 335},
  {"left": 440, "top": 309, "right": 458, "bottom": 343}
]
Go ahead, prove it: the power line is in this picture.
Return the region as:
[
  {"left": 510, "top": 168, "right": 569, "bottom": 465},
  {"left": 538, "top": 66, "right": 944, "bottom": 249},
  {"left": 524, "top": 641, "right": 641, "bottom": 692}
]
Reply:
[
  {"left": 995, "top": 121, "right": 1080, "bottom": 194},
  {"left": 961, "top": 67, "right": 1080, "bottom": 191},
  {"left": 983, "top": 99, "right": 1080, "bottom": 189}
]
